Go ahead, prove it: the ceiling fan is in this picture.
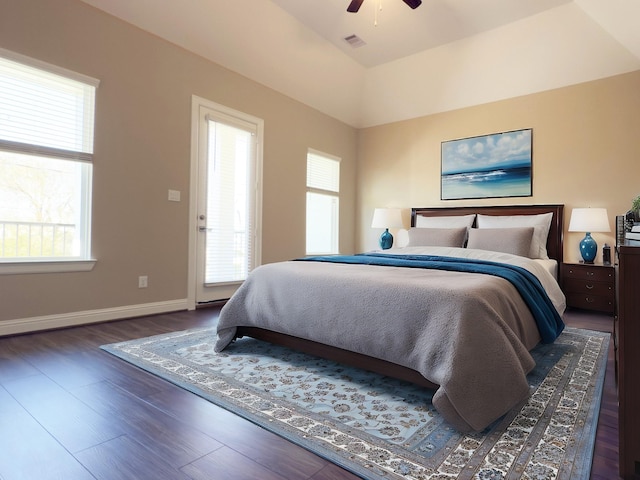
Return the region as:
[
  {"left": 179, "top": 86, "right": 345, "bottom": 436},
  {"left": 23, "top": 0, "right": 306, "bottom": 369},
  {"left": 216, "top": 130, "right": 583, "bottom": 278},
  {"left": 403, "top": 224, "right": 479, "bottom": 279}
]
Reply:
[{"left": 347, "top": 0, "right": 422, "bottom": 12}]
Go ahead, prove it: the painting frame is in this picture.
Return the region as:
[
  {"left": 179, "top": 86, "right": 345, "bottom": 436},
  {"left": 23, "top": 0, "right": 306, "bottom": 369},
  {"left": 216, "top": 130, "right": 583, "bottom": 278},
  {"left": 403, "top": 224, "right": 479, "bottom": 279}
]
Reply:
[{"left": 441, "top": 128, "right": 533, "bottom": 201}]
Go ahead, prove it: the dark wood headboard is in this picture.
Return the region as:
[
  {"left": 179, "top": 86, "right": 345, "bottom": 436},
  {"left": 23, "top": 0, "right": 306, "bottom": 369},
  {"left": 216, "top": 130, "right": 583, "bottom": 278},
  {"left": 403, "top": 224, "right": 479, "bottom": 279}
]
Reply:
[{"left": 411, "top": 204, "right": 564, "bottom": 264}]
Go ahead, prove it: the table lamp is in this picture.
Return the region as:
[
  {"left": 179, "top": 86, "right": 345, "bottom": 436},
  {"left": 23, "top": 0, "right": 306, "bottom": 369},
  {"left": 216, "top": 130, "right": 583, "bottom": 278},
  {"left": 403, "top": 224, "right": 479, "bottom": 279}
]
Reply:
[
  {"left": 371, "top": 208, "right": 404, "bottom": 250},
  {"left": 568, "top": 207, "right": 610, "bottom": 263}
]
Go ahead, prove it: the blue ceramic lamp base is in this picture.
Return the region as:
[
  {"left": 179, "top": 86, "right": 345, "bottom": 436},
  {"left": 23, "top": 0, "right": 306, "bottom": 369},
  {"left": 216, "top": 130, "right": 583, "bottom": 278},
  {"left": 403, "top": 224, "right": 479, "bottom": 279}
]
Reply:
[
  {"left": 379, "top": 229, "right": 394, "bottom": 250},
  {"left": 579, "top": 232, "right": 597, "bottom": 264}
]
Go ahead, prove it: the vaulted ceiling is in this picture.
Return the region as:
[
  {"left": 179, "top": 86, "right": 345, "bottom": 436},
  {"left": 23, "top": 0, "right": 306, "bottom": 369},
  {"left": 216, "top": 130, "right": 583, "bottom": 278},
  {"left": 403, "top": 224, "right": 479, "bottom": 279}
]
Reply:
[{"left": 80, "top": 0, "right": 640, "bottom": 128}]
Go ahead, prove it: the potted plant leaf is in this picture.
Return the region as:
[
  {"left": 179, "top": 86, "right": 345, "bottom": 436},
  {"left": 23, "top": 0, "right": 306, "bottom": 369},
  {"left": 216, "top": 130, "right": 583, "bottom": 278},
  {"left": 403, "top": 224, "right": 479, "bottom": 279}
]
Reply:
[{"left": 632, "top": 195, "right": 640, "bottom": 222}]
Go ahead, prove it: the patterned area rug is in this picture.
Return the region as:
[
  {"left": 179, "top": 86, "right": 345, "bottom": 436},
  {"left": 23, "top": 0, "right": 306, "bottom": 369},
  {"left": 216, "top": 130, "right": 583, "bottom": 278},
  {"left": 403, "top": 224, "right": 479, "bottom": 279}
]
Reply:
[{"left": 101, "top": 327, "right": 608, "bottom": 480}]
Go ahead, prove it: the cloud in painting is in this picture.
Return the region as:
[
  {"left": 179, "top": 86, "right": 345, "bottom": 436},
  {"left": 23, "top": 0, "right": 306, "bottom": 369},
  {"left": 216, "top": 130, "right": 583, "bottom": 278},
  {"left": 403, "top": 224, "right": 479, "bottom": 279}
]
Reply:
[{"left": 442, "top": 129, "right": 531, "bottom": 175}]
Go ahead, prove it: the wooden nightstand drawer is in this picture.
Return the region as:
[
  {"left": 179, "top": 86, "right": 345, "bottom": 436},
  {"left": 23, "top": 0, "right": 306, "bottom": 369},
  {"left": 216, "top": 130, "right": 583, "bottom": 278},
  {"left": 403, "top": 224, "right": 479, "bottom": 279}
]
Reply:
[
  {"left": 566, "top": 292, "right": 614, "bottom": 313},
  {"left": 563, "top": 277, "right": 614, "bottom": 296},
  {"left": 563, "top": 264, "right": 614, "bottom": 283}
]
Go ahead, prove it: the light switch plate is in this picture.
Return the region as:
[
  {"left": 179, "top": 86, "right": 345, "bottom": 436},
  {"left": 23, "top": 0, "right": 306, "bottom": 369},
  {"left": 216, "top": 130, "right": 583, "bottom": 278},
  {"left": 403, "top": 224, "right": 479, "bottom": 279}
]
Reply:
[{"left": 168, "top": 189, "right": 181, "bottom": 202}]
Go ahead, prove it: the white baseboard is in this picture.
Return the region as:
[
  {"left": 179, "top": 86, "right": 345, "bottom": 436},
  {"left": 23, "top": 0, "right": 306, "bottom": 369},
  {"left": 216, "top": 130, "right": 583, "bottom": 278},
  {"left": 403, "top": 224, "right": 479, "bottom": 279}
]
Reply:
[{"left": 0, "top": 299, "right": 189, "bottom": 337}]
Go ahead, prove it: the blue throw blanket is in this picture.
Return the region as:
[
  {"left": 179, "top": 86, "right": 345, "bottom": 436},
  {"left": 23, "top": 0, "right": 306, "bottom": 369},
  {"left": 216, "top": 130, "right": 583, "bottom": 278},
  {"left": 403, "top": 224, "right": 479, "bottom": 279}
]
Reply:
[{"left": 298, "top": 253, "right": 564, "bottom": 344}]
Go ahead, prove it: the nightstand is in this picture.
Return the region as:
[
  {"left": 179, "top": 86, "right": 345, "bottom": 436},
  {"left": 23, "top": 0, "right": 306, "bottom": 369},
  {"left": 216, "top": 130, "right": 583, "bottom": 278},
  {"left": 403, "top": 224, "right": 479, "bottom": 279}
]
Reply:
[{"left": 561, "top": 262, "right": 615, "bottom": 314}]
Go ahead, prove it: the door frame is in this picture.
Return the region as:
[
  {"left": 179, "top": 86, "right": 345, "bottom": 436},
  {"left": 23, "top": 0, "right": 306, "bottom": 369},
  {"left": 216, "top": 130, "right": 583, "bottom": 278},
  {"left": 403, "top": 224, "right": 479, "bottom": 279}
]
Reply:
[{"left": 187, "top": 95, "right": 264, "bottom": 310}]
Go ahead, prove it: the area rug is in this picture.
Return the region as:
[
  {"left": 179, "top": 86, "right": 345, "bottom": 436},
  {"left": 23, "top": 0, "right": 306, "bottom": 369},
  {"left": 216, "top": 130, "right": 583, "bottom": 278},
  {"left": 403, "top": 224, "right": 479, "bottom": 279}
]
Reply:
[{"left": 101, "top": 327, "right": 609, "bottom": 480}]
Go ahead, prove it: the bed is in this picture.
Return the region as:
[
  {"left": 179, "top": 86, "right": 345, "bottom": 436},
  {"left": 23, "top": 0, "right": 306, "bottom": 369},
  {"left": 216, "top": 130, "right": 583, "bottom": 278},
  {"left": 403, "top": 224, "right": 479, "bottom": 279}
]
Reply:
[{"left": 214, "top": 204, "right": 566, "bottom": 432}]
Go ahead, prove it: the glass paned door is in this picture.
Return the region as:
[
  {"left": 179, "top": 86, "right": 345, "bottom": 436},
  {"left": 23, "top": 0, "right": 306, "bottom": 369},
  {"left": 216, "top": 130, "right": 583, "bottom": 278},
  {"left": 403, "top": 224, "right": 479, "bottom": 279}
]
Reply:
[{"left": 193, "top": 100, "right": 262, "bottom": 304}]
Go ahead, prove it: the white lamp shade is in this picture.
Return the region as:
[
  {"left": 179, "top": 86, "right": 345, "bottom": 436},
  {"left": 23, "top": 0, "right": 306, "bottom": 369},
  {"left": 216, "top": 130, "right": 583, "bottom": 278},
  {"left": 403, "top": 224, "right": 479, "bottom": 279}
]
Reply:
[
  {"left": 568, "top": 208, "right": 611, "bottom": 233},
  {"left": 371, "top": 208, "right": 404, "bottom": 229}
]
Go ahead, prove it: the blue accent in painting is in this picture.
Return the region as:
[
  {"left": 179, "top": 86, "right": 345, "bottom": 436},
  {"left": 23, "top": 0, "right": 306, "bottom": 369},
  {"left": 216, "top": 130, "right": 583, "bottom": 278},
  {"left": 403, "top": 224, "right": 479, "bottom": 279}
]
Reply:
[{"left": 441, "top": 129, "right": 532, "bottom": 200}]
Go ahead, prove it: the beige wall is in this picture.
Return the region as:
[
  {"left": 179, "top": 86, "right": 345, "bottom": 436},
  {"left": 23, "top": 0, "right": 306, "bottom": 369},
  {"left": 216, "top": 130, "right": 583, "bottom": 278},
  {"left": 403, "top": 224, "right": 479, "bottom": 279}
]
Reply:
[
  {"left": 357, "top": 70, "right": 640, "bottom": 262},
  {"left": 2, "top": 0, "right": 639, "bottom": 330},
  {"left": 0, "top": 0, "right": 357, "bottom": 324}
]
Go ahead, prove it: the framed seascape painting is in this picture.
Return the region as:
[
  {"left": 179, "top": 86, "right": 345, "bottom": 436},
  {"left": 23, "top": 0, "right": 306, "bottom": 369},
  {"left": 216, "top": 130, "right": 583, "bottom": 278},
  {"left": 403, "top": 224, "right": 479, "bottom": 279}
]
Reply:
[{"left": 441, "top": 128, "right": 532, "bottom": 200}]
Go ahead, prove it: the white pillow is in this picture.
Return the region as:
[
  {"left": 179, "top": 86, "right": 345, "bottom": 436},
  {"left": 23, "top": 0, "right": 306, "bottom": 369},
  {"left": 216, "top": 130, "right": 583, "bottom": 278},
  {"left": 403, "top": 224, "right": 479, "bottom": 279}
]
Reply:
[
  {"left": 415, "top": 214, "right": 476, "bottom": 229},
  {"left": 467, "top": 227, "right": 535, "bottom": 257},
  {"left": 476, "top": 213, "right": 553, "bottom": 259}
]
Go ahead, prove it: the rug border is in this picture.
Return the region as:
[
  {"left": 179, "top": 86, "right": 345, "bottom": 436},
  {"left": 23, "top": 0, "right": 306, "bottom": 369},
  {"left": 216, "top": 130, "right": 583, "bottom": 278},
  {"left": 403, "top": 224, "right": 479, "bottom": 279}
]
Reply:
[
  {"left": 100, "top": 326, "right": 609, "bottom": 480},
  {"left": 559, "top": 328, "right": 609, "bottom": 479}
]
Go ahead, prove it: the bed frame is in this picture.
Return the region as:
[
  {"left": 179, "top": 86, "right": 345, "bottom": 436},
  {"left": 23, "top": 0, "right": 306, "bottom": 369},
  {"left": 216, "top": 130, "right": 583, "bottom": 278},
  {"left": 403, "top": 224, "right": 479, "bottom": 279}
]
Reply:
[{"left": 235, "top": 204, "right": 564, "bottom": 389}]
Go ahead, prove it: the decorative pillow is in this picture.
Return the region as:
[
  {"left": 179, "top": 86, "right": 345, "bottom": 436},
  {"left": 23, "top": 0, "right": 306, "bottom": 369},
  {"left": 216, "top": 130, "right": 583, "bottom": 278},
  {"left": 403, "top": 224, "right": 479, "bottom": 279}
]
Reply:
[
  {"left": 415, "top": 214, "right": 476, "bottom": 229},
  {"left": 407, "top": 227, "right": 467, "bottom": 248},
  {"left": 476, "top": 213, "right": 553, "bottom": 259},
  {"left": 467, "top": 227, "right": 535, "bottom": 257}
]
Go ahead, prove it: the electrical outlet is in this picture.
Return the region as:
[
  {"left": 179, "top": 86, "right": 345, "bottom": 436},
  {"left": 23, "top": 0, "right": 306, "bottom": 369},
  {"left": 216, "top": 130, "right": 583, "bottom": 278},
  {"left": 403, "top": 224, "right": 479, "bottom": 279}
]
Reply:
[{"left": 138, "top": 275, "right": 148, "bottom": 288}]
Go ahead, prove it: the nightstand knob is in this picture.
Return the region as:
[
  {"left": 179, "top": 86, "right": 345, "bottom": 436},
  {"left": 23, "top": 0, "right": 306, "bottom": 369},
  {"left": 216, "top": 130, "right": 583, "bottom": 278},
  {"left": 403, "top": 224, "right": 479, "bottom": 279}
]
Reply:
[{"left": 586, "top": 284, "right": 594, "bottom": 290}]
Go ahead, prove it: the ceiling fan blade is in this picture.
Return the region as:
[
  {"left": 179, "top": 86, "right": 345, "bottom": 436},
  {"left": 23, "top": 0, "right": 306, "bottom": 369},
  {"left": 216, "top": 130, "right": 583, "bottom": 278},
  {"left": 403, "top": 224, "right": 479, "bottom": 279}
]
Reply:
[
  {"left": 347, "top": 0, "right": 364, "bottom": 12},
  {"left": 402, "top": 0, "right": 422, "bottom": 8}
]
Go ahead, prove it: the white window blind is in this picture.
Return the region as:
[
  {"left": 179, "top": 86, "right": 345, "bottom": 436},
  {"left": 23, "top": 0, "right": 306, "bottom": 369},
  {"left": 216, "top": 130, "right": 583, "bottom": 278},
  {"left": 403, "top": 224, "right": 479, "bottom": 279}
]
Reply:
[
  {"left": 307, "top": 151, "right": 340, "bottom": 193},
  {"left": 306, "top": 150, "right": 340, "bottom": 255},
  {"left": 205, "top": 116, "right": 257, "bottom": 284},
  {"left": 0, "top": 49, "right": 97, "bottom": 262},
  {"left": 0, "top": 50, "right": 96, "bottom": 161}
]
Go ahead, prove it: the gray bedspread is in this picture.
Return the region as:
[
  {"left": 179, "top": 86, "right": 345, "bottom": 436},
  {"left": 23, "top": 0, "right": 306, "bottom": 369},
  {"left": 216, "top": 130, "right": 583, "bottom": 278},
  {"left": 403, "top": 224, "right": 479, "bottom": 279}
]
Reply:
[{"left": 215, "top": 247, "right": 565, "bottom": 432}]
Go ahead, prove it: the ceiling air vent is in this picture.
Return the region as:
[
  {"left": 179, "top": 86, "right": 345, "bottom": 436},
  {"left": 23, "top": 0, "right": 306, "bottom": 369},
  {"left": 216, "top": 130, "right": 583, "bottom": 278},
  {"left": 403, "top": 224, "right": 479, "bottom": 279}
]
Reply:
[{"left": 343, "top": 34, "right": 366, "bottom": 48}]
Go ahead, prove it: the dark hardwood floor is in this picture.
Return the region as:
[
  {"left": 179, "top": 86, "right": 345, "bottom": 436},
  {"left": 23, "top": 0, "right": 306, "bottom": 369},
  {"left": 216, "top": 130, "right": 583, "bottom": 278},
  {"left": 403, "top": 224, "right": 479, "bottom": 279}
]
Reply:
[{"left": 0, "top": 307, "right": 619, "bottom": 479}]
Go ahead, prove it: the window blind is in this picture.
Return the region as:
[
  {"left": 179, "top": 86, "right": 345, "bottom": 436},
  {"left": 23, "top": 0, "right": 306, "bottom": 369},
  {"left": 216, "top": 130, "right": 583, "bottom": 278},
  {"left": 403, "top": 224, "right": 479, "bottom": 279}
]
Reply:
[
  {"left": 307, "top": 151, "right": 339, "bottom": 193},
  {"left": 204, "top": 118, "right": 256, "bottom": 284},
  {"left": 0, "top": 51, "right": 97, "bottom": 162}
]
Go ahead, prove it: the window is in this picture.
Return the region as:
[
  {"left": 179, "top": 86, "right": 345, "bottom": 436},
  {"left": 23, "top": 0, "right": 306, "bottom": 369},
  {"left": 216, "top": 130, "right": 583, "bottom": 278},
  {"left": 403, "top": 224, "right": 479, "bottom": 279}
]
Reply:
[
  {"left": 306, "top": 149, "right": 340, "bottom": 255},
  {"left": 0, "top": 48, "right": 97, "bottom": 271}
]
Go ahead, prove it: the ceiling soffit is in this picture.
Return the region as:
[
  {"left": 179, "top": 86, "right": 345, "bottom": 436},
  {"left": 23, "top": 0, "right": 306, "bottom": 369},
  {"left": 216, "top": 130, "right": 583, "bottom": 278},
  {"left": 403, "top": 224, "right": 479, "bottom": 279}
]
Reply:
[{"left": 79, "top": 0, "right": 640, "bottom": 128}]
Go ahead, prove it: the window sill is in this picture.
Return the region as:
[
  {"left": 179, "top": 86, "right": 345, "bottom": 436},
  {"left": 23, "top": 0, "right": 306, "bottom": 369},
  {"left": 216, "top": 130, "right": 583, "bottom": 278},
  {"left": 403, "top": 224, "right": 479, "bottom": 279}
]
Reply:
[{"left": 0, "top": 259, "right": 96, "bottom": 275}]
